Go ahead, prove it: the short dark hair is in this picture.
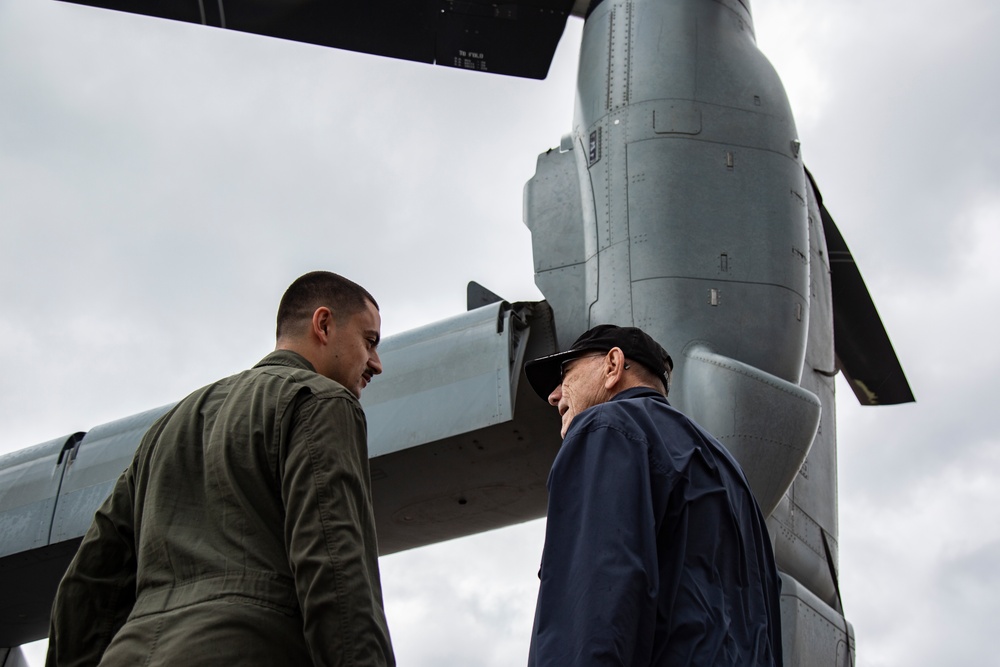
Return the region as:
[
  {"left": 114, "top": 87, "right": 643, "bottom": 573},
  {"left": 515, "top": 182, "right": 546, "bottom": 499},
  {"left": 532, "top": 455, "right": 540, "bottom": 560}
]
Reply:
[{"left": 276, "top": 271, "right": 378, "bottom": 339}]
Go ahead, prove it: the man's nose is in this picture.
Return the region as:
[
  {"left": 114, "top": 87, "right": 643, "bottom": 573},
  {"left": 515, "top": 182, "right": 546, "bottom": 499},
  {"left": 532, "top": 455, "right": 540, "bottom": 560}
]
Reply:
[
  {"left": 547, "top": 385, "right": 562, "bottom": 406},
  {"left": 369, "top": 351, "right": 383, "bottom": 375}
]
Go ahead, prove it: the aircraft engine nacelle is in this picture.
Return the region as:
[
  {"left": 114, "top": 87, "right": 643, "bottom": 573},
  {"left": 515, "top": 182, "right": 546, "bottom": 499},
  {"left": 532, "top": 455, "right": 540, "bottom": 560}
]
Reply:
[
  {"left": 525, "top": 2, "right": 864, "bottom": 664},
  {"left": 525, "top": 0, "right": 819, "bottom": 517}
]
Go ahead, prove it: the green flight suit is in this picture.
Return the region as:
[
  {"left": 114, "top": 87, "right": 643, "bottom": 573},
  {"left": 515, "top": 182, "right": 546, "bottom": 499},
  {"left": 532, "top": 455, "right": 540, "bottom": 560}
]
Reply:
[{"left": 46, "top": 350, "right": 395, "bottom": 666}]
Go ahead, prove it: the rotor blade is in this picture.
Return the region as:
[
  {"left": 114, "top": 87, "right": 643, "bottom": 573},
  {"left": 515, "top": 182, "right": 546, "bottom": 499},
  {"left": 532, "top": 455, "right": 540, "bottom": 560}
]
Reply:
[
  {"left": 56, "top": 0, "right": 575, "bottom": 80},
  {"left": 807, "top": 169, "right": 915, "bottom": 406}
]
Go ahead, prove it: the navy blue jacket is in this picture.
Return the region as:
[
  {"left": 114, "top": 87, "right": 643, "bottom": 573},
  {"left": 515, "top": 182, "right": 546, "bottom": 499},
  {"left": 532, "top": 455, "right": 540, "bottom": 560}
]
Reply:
[{"left": 528, "top": 387, "right": 782, "bottom": 666}]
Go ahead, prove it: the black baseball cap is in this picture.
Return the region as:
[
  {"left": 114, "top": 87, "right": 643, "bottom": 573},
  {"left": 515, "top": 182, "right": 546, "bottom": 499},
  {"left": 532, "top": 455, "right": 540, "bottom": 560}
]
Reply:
[{"left": 524, "top": 324, "right": 673, "bottom": 399}]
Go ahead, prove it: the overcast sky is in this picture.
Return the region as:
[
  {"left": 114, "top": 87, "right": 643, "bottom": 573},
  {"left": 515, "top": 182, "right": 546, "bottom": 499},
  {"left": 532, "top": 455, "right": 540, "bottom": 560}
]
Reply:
[{"left": 2, "top": 0, "right": 998, "bottom": 664}]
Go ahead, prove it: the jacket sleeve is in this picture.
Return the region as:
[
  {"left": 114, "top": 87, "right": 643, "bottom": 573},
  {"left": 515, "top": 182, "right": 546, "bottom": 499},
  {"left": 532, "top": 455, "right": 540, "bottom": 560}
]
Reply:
[
  {"left": 530, "top": 420, "right": 659, "bottom": 666},
  {"left": 46, "top": 469, "right": 138, "bottom": 667},
  {"left": 281, "top": 393, "right": 395, "bottom": 667}
]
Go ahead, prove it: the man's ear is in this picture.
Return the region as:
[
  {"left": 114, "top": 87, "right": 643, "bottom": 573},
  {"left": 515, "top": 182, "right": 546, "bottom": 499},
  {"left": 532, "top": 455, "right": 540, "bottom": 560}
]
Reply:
[
  {"left": 311, "top": 307, "right": 334, "bottom": 344},
  {"left": 604, "top": 347, "right": 627, "bottom": 390}
]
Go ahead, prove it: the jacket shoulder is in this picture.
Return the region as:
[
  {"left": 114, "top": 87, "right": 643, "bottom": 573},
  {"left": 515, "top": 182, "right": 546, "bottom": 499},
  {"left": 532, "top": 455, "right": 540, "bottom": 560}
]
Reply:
[{"left": 249, "top": 353, "right": 359, "bottom": 405}]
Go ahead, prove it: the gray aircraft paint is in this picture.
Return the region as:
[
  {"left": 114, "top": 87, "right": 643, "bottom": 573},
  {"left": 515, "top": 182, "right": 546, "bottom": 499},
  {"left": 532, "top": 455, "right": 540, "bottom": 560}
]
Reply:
[
  {"left": 0, "top": 0, "right": 912, "bottom": 663},
  {"left": 525, "top": 1, "right": 847, "bottom": 662}
]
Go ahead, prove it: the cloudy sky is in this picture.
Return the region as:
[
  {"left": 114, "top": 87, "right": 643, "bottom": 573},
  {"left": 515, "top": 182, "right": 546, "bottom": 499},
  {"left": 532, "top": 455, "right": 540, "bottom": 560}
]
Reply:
[{"left": 2, "top": 0, "right": 998, "bottom": 664}]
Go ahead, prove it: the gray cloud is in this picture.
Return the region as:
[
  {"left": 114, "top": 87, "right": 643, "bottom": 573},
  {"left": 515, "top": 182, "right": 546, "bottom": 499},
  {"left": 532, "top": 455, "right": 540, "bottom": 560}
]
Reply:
[{"left": 3, "top": 0, "right": 999, "bottom": 665}]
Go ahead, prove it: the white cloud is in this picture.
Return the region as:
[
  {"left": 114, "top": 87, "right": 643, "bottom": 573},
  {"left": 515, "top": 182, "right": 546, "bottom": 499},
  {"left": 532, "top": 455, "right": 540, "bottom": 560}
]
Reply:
[
  {"left": 840, "top": 443, "right": 1000, "bottom": 666},
  {"left": 380, "top": 521, "right": 546, "bottom": 666},
  {"left": 2, "top": 0, "right": 998, "bottom": 665}
]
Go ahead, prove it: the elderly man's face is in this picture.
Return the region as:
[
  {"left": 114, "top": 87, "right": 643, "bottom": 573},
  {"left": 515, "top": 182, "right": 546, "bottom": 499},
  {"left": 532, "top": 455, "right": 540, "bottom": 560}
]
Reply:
[{"left": 547, "top": 353, "right": 608, "bottom": 438}]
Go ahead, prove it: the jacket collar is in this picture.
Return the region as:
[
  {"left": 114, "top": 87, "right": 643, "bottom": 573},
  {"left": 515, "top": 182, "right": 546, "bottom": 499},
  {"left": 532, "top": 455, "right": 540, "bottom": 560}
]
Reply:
[
  {"left": 253, "top": 349, "right": 316, "bottom": 373},
  {"left": 612, "top": 385, "right": 670, "bottom": 406}
]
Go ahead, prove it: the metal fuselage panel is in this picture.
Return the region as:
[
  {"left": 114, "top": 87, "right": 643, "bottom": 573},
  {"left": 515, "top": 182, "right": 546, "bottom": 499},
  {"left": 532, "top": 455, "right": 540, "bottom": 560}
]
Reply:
[
  {"left": 0, "top": 435, "right": 80, "bottom": 648},
  {"left": 0, "top": 406, "right": 174, "bottom": 647},
  {"left": 575, "top": 0, "right": 809, "bottom": 393},
  {"left": 362, "top": 301, "right": 563, "bottom": 554},
  {"left": 767, "top": 175, "right": 841, "bottom": 609},
  {"left": 0, "top": 436, "right": 75, "bottom": 559},
  {"left": 51, "top": 405, "right": 176, "bottom": 544},
  {"left": 779, "top": 572, "right": 855, "bottom": 665},
  {"left": 525, "top": 0, "right": 820, "bottom": 518}
]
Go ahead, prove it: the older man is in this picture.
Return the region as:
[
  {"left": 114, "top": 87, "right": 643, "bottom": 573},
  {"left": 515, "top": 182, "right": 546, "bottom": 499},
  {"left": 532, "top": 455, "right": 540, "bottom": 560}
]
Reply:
[
  {"left": 47, "top": 271, "right": 395, "bottom": 667},
  {"left": 524, "top": 324, "right": 782, "bottom": 666}
]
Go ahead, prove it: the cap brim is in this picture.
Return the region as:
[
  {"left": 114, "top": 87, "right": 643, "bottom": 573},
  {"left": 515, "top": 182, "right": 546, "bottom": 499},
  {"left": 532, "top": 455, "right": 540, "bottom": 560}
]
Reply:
[{"left": 524, "top": 349, "right": 593, "bottom": 400}]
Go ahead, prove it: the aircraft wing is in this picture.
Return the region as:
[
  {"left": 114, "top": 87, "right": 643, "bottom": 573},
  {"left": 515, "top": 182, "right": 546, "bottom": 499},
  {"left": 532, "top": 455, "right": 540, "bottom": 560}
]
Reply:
[
  {"left": 56, "top": 0, "right": 576, "bottom": 79},
  {"left": 807, "top": 170, "right": 915, "bottom": 405}
]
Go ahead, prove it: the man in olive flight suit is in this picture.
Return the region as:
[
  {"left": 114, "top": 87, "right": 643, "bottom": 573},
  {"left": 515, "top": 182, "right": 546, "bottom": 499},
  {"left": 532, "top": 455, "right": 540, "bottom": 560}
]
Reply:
[{"left": 46, "top": 271, "right": 395, "bottom": 666}]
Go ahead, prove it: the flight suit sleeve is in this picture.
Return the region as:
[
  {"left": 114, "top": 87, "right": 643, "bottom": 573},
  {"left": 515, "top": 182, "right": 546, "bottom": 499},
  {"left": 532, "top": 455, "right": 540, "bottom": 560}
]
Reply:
[
  {"left": 281, "top": 393, "right": 395, "bottom": 667},
  {"left": 529, "top": 421, "right": 659, "bottom": 666},
  {"left": 46, "top": 469, "right": 138, "bottom": 667}
]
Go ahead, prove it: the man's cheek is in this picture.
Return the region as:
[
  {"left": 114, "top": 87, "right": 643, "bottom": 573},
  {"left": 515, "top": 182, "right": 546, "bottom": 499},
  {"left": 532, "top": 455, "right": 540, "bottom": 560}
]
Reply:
[{"left": 560, "top": 412, "right": 573, "bottom": 438}]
